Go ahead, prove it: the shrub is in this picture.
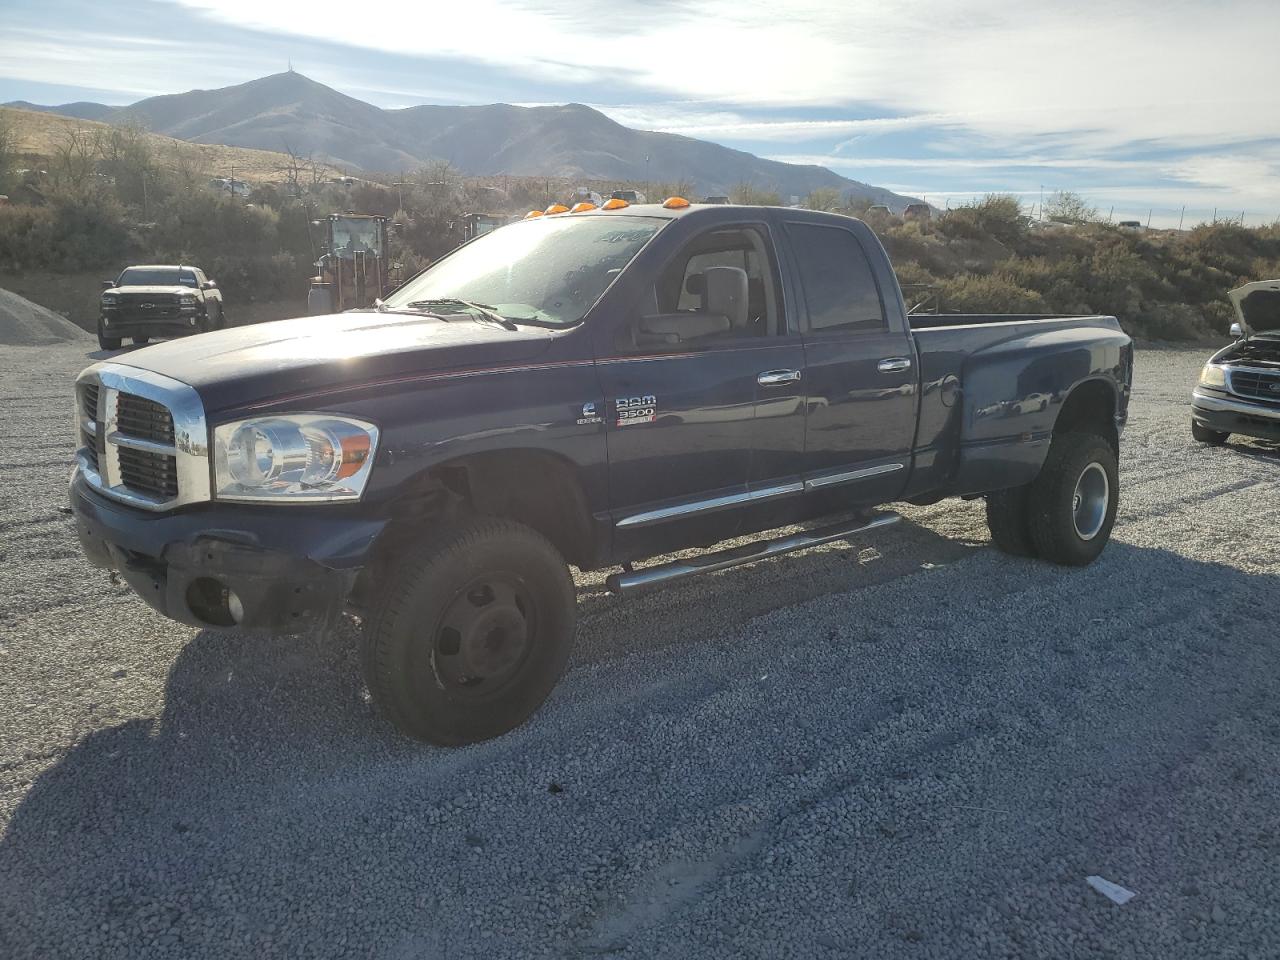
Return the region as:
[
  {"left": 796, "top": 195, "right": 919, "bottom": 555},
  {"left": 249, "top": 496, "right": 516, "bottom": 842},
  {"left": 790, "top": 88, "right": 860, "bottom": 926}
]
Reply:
[{"left": 938, "top": 273, "right": 1046, "bottom": 313}]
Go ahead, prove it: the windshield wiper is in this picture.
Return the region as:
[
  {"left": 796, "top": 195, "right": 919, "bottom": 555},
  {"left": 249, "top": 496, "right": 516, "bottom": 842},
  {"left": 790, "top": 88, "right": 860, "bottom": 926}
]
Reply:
[{"left": 404, "top": 298, "right": 518, "bottom": 331}]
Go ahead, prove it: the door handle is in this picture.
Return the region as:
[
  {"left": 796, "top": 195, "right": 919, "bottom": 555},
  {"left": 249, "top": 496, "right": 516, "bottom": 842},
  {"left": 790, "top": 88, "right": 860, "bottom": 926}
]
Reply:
[
  {"left": 757, "top": 369, "right": 802, "bottom": 386},
  {"left": 877, "top": 357, "right": 912, "bottom": 373}
]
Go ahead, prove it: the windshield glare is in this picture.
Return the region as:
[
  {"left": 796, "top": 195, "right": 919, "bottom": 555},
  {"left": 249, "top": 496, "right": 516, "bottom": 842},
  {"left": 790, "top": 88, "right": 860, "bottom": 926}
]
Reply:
[
  {"left": 383, "top": 216, "right": 660, "bottom": 326},
  {"left": 118, "top": 268, "right": 197, "bottom": 286}
]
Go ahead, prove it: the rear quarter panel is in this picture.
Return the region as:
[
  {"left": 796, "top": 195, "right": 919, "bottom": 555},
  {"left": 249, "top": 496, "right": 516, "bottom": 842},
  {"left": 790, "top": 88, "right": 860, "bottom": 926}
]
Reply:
[{"left": 908, "top": 317, "right": 1132, "bottom": 497}]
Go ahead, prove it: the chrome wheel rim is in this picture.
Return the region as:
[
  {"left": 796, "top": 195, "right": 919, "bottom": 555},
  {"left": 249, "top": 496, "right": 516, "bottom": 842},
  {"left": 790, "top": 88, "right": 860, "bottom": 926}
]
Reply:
[{"left": 1072, "top": 462, "right": 1109, "bottom": 541}]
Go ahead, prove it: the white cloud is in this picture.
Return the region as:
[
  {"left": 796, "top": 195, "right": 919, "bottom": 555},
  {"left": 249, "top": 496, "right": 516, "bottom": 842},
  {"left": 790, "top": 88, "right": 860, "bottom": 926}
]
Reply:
[{"left": 165, "top": 0, "right": 1280, "bottom": 152}]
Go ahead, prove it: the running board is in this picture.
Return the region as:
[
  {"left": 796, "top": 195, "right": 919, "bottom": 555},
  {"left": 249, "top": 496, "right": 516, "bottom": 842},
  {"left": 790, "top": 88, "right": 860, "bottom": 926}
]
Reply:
[{"left": 606, "top": 513, "right": 901, "bottom": 596}]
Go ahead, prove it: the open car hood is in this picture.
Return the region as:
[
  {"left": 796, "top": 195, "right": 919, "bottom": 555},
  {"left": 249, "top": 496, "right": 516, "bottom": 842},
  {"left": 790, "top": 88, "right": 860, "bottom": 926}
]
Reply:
[{"left": 1228, "top": 279, "right": 1280, "bottom": 338}]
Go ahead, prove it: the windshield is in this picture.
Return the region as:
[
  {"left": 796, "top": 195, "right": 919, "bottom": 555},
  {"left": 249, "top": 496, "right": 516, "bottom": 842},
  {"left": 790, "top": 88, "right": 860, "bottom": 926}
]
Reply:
[
  {"left": 382, "top": 215, "right": 661, "bottom": 326},
  {"left": 331, "top": 217, "right": 383, "bottom": 259},
  {"left": 118, "top": 267, "right": 197, "bottom": 286}
]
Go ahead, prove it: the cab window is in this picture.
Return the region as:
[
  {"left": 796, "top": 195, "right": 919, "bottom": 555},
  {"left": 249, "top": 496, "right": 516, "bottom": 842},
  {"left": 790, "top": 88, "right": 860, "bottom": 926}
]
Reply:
[
  {"left": 652, "top": 225, "right": 780, "bottom": 341},
  {"left": 786, "top": 223, "right": 886, "bottom": 334}
]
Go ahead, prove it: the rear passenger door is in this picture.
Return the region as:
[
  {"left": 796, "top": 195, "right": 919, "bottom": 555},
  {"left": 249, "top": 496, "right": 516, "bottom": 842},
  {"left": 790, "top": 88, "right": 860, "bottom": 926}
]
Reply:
[{"left": 784, "top": 220, "right": 916, "bottom": 505}]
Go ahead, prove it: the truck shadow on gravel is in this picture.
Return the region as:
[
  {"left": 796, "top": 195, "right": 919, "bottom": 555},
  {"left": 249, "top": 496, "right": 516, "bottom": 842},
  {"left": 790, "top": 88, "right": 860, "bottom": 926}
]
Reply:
[{"left": 2, "top": 536, "right": 1274, "bottom": 957}]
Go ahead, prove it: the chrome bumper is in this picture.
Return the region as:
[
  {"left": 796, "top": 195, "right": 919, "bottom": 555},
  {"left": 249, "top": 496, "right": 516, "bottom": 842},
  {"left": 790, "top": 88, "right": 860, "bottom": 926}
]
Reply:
[{"left": 1191, "top": 388, "right": 1280, "bottom": 422}]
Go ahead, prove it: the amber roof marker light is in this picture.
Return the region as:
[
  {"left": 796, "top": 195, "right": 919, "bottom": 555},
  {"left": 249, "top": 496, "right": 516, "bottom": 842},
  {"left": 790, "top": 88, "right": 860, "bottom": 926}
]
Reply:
[
  {"left": 601, "top": 198, "right": 629, "bottom": 210},
  {"left": 569, "top": 201, "right": 597, "bottom": 213},
  {"left": 523, "top": 210, "right": 544, "bottom": 219},
  {"left": 662, "top": 196, "right": 691, "bottom": 209},
  {"left": 544, "top": 203, "right": 570, "bottom": 215}
]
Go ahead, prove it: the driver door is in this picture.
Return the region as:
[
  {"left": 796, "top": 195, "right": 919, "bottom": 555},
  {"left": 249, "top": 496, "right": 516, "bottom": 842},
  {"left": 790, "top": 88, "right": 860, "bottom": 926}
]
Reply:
[{"left": 597, "top": 221, "right": 807, "bottom": 560}]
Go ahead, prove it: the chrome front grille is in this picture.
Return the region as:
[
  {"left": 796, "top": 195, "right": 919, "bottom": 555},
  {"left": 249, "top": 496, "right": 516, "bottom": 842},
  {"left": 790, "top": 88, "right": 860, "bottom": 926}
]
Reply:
[
  {"left": 75, "top": 363, "right": 211, "bottom": 511},
  {"left": 1228, "top": 367, "right": 1280, "bottom": 403}
]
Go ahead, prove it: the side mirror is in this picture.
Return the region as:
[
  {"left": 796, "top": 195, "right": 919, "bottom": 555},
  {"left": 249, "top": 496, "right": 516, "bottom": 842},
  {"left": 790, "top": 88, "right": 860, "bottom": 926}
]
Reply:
[
  {"left": 1229, "top": 321, "right": 1243, "bottom": 339},
  {"left": 202, "top": 280, "right": 217, "bottom": 290},
  {"left": 703, "top": 266, "right": 749, "bottom": 331},
  {"left": 102, "top": 280, "right": 114, "bottom": 289}
]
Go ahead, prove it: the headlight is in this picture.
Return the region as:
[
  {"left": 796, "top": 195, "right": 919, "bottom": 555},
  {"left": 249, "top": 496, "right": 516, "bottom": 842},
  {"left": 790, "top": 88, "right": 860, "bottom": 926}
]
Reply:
[
  {"left": 1198, "top": 364, "right": 1226, "bottom": 388},
  {"left": 212, "top": 414, "right": 379, "bottom": 502},
  {"left": 179, "top": 295, "right": 199, "bottom": 312},
  {"left": 101, "top": 295, "right": 118, "bottom": 306}
]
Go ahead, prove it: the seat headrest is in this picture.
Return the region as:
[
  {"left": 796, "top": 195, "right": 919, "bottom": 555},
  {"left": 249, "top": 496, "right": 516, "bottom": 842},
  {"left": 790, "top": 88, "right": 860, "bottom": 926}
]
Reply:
[
  {"left": 684, "top": 273, "right": 705, "bottom": 297},
  {"left": 703, "top": 266, "right": 749, "bottom": 330}
]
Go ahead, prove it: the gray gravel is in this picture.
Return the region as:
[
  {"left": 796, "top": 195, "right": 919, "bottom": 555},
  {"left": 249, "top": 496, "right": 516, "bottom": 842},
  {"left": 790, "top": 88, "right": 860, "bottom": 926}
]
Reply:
[
  {"left": 0, "top": 288, "right": 90, "bottom": 346},
  {"left": 1, "top": 343, "right": 1278, "bottom": 960}
]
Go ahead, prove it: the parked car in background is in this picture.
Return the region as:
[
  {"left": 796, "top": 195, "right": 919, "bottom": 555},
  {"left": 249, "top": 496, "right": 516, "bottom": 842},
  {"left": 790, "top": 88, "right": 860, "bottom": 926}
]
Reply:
[
  {"left": 99, "top": 265, "right": 224, "bottom": 351},
  {"left": 1192, "top": 278, "right": 1280, "bottom": 444},
  {"left": 903, "top": 202, "right": 932, "bottom": 221}
]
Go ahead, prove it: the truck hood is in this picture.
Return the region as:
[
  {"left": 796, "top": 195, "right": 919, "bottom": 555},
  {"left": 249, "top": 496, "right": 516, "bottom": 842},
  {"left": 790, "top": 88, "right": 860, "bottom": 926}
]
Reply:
[
  {"left": 107, "top": 285, "right": 197, "bottom": 296},
  {"left": 1228, "top": 279, "right": 1280, "bottom": 337},
  {"left": 109, "top": 310, "right": 557, "bottom": 414}
]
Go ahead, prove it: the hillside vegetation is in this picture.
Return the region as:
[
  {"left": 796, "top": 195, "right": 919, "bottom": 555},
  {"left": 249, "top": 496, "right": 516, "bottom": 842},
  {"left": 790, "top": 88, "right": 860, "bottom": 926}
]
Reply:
[{"left": 0, "top": 109, "right": 1274, "bottom": 342}]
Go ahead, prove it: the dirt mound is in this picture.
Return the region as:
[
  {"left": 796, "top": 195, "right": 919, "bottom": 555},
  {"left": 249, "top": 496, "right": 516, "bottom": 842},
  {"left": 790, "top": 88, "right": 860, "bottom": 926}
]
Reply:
[{"left": 0, "top": 287, "right": 90, "bottom": 346}]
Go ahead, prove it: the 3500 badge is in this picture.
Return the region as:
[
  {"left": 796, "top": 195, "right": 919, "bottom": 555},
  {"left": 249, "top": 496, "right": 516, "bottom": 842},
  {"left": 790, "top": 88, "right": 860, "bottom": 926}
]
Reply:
[{"left": 615, "top": 395, "right": 657, "bottom": 427}]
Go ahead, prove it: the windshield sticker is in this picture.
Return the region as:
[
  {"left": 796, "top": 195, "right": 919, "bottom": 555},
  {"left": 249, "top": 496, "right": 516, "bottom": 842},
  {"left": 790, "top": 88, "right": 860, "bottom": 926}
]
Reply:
[{"left": 615, "top": 395, "right": 657, "bottom": 427}]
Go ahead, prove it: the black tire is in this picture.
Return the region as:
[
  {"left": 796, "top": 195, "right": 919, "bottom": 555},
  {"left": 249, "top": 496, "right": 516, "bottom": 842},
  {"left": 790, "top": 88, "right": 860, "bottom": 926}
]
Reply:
[
  {"left": 1191, "top": 421, "right": 1228, "bottom": 445},
  {"left": 131, "top": 335, "right": 150, "bottom": 345},
  {"left": 362, "top": 517, "right": 576, "bottom": 745},
  {"left": 985, "top": 485, "right": 1037, "bottom": 557},
  {"left": 1026, "top": 431, "right": 1118, "bottom": 566},
  {"left": 97, "top": 324, "right": 121, "bottom": 351}
]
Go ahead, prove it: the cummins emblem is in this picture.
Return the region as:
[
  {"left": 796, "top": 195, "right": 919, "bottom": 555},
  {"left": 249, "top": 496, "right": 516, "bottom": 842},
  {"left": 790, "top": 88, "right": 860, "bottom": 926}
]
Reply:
[
  {"left": 576, "top": 402, "right": 603, "bottom": 425},
  {"left": 615, "top": 395, "right": 657, "bottom": 427}
]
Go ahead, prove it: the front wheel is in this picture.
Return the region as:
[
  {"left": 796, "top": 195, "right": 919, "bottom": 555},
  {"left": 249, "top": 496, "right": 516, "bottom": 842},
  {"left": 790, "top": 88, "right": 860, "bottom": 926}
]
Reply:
[
  {"left": 1191, "top": 421, "right": 1228, "bottom": 445},
  {"left": 1026, "top": 432, "right": 1119, "bottom": 566},
  {"left": 97, "top": 322, "right": 121, "bottom": 351},
  {"left": 362, "top": 517, "right": 576, "bottom": 745}
]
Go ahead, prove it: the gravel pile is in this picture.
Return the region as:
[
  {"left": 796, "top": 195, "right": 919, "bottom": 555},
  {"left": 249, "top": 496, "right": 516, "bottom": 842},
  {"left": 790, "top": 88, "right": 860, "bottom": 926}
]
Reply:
[
  {"left": 1, "top": 345, "right": 1278, "bottom": 959},
  {"left": 0, "top": 288, "right": 89, "bottom": 346}
]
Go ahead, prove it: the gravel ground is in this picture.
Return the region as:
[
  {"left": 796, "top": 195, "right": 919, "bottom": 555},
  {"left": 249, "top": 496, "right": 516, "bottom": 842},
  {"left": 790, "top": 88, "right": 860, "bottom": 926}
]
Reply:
[{"left": 1, "top": 343, "right": 1278, "bottom": 960}]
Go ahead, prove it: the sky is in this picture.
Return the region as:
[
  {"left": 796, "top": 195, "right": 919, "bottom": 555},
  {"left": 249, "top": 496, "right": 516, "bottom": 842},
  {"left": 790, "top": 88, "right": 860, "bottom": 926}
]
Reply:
[{"left": 2, "top": 0, "right": 1279, "bottom": 227}]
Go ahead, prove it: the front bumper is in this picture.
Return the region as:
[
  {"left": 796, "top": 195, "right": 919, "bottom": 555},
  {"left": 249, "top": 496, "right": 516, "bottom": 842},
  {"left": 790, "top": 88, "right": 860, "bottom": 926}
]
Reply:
[
  {"left": 100, "top": 310, "right": 204, "bottom": 336},
  {"left": 1191, "top": 388, "right": 1280, "bottom": 442},
  {"left": 70, "top": 469, "right": 388, "bottom": 631}
]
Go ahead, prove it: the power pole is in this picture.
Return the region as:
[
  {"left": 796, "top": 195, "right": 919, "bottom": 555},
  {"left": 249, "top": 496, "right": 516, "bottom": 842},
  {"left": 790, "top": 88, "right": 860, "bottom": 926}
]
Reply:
[
  {"left": 1146, "top": 209, "right": 1151, "bottom": 228},
  {"left": 1178, "top": 205, "right": 1185, "bottom": 230},
  {"left": 1039, "top": 184, "right": 1044, "bottom": 221}
]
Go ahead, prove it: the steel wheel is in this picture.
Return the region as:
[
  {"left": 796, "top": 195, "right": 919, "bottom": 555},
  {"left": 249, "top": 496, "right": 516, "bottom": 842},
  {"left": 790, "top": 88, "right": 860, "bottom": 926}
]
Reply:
[
  {"left": 430, "top": 574, "right": 536, "bottom": 698},
  {"left": 1071, "top": 462, "right": 1109, "bottom": 541}
]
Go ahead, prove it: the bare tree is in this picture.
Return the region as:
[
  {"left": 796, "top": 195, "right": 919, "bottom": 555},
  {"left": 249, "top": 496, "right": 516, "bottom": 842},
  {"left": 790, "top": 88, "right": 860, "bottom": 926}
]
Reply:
[
  {"left": 1046, "top": 191, "right": 1098, "bottom": 224},
  {"left": 0, "top": 113, "right": 17, "bottom": 194},
  {"left": 49, "top": 124, "right": 103, "bottom": 197}
]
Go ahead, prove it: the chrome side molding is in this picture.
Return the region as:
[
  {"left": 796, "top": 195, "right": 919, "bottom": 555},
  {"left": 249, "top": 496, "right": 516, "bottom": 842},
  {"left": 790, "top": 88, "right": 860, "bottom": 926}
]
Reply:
[
  {"left": 615, "top": 481, "right": 804, "bottom": 529},
  {"left": 803, "top": 462, "right": 904, "bottom": 491}
]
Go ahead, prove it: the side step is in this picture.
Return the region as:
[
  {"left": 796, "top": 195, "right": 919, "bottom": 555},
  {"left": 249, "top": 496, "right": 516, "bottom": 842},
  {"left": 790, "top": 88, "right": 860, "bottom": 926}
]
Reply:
[{"left": 605, "top": 512, "right": 901, "bottom": 596}]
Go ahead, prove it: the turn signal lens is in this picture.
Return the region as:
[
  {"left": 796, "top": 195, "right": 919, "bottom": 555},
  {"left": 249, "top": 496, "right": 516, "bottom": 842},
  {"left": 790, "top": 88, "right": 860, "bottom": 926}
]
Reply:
[
  {"left": 523, "top": 210, "right": 544, "bottom": 219},
  {"left": 544, "top": 203, "right": 570, "bottom": 215},
  {"left": 569, "top": 201, "right": 596, "bottom": 213},
  {"left": 662, "top": 196, "right": 691, "bottom": 209},
  {"left": 601, "top": 198, "right": 629, "bottom": 210}
]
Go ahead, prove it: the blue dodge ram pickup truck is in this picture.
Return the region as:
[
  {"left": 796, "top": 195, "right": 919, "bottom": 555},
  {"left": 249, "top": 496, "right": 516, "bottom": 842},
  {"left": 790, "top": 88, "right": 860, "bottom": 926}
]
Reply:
[{"left": 71, "top": 201, "right": 1133, "bottom": 744}]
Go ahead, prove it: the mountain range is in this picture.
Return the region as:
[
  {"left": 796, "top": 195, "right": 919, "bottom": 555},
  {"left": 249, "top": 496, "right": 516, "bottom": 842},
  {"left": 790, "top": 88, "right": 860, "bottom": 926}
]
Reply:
[{"left": 6, "top": 72, "right": 917, "bottom": 208}]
